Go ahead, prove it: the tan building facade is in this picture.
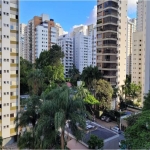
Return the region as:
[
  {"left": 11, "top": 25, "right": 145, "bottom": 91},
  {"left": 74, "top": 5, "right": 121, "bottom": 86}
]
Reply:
[
  {"left": 0, "top": 0, "right": 20, "bottom": 145},
  {"left": 97, "top": 0, "right": 127, "bottom": 87},
  {"left": 24, "top": 14, "right": 55, "bottom": 63}
]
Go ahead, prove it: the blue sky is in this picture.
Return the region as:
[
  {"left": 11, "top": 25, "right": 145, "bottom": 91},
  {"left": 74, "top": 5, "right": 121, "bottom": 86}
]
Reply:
[{"left": 20, "top": 0, "right": 137, "bottom": 32}]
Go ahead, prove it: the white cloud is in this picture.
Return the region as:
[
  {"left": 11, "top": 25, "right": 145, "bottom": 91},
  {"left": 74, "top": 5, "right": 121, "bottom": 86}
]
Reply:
[
  {"left": 128, "top": 0, "right": 137, "bottom": 15},
  {"left": 86, "top": 5, "right": 97, "bottom": 25},
  {"left": 63, "top": 31, "right": 68, "bottom": 34},
  {"left": 72, "top": 24, "right": 84, "bottom": 29}
]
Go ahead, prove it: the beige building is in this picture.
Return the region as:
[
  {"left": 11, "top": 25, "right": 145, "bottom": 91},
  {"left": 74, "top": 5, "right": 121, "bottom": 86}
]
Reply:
[
  {"left": 126, "top": 18, "right": 136, "bottom": 75},
  {"left": 132, "top": 0, "right": 150, "bottom": 104},
  {"left": 97, "top": 0, "right": 127, "bottom": 92},
  {"left": 0, "top": 0, "right": 20, "bottom": 145},
  {"left": 24, "top": 14, "right": 56, "bottom": 63},
  {"left": 20, "top": 23, "right": 26, "bottom": 59}
]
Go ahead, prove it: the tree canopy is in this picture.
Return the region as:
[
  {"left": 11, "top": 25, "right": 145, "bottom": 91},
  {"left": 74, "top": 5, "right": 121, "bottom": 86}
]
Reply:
[
  {"left": 92, "top": 79, "right": 113, "bottom": 109},
  {"left": 20, "top": 57, "right": 32, "bottom": 94},
  {"left": 125, "top": 111, "right": 150, "bottom": 149},
  {"left": 81, "top": 66, "right": 102, "bottom": 90},
  {"left": 143, "top": 91, "right": 150, "bottom": 111}
]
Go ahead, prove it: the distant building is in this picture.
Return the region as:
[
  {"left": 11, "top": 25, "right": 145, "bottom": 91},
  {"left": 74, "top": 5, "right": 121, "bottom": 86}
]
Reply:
[
  {"left": 20, "top": 23, "right": 26, "bottom": 59},
  {"left": 24, "top": 14, "right": 57, "bottom": 63},
  {"left": 57, "top": 34, "right": 73, "bottom": 77}
]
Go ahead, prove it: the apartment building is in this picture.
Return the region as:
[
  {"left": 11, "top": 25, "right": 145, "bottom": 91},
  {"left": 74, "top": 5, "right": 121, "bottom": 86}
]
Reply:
[
  {"left": 57, "top": 34, "right": 73, "bottom": 77},
  {"left": 20, "top": 23, "right": 26, "bottom": 59},
  {"left": 73, "top": 31, "right": 92, "bottom": 73},
  {"left": 97, "top": 0, "right": 127, "bottom": 87},
  {"left": 87, "top": 24, "right": 97, "bottom": 67},
  {"left": 71, "top": 24, "right": 96, "bottom": 73},
  {"left": 0, "top": 0, "right": 20, "bottom": 145},
  {"left": 24, "top": 14, "right": 56, "bottom": 63},
  {"left": 55, "top": 23, "right": 64, "bottom": 39},
  {"left": 132, "top": 0, "right": 150, "bottom": 105},
  {"left": 97, "top": 0, "right": 127, "bottom": 108},
  {"left": 126, "top": 18, "right": 136, "bottom": 75}
]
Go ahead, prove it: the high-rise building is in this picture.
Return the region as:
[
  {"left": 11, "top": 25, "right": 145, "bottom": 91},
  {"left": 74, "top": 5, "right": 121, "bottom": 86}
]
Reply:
[
  {"left": 126, "top": 18, "right": 136, "bottom": 75},
  {"left": 57, "top": 34, "right": 73, "bottom": 77},
  {"left": 0, "top": 0, "right": 20, "bottom": 145},
  {"left": 73, "top": 31, "right": 92, "bottom": 73},
  {"left": 55, "top": 23, "right": 64, "bottom": 39},
  {"left": 24, "top": 14, "right": 56, "bottom": 63},
  {"left": 132, "top": 0, "right": 150, "bottom": 105},
  {"left": 70, "top": 24, "right": 96, "bottom": 73},
  {"left": 87, "top": 24, "right": 97, "bottom": 67},
  {"left": 97, "top": 0, "right": 127, "bottom": 108},
  {"left": 97, "top": 0, "right": 127, "bottom": 87},
  {"left": 20, "top": 23, "right": 26, "bottom": 59}
]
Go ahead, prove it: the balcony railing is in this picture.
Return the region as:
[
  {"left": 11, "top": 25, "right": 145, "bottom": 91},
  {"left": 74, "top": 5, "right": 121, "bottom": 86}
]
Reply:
[{"left": 103, "top": 44, "right": 117, "bottom": 46}]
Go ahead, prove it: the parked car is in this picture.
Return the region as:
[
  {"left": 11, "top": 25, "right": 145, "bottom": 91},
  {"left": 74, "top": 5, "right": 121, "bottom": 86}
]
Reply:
[
  {"left": 105, "top": 117, "right": 111, "bottom": 123},
  {"left": 101, "top": 116, "right": 107, "bottom": 121},
  {"left": 111, "top": 126, "right": 121, "bottom": 134}
]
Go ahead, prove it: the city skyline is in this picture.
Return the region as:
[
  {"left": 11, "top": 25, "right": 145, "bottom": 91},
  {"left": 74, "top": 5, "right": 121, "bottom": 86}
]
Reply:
[{"left": 20, "top": 0, "right": 137, "bottom": 32}]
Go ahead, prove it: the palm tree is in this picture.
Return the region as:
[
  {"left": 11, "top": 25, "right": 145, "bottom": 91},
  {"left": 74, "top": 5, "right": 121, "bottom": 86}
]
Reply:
[
  {"left": 28, "top": 69, "right": 45, "bottom": 95},
  {"left": 15, "top": 95, "right": 42, "bottom": 149},
  {"left": 36, "top": 85, "right": 87, "bottom": 149}
]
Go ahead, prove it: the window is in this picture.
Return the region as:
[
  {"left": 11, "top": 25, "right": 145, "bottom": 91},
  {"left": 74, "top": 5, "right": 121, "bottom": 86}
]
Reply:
[
  {"left": 7, "top": 59, "right": 9, "bottom": 62},
  {"left": 7, "top": 70, "right": 9, "bottom": 73},
  {"left": 4, "top": 70, "right": 6, "bottom": 73},
  {"left": 7, "top": 114, "right": 9, "bottom": 117},
  {"left": 16, "top": 70, "right": 18, "bottom": 74},
  {"left": 10, "top": 113, "right": 14, "bottom": 117},
  {"left": 7, "top": 103, "right": 9, "bottom": 106},
  {"left": 7, "top": 92, "right": 9, "bottom": 95},
  {"left": 7, "top": 125, "right": 9, "bottom": 128}
]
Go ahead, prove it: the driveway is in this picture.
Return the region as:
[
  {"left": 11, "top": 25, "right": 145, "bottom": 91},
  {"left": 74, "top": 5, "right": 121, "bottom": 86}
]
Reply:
[{"left": 95, "top": 118, "right": 118, "bottom": 129}]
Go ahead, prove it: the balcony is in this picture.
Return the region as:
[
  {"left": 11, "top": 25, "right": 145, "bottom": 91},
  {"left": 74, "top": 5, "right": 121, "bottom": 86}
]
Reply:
[
  {"left": 102, "top": 64, "right": 117, "bottom": 70},
  {"left": 103, "top": 49, "right": 118, "bottom": 54}
]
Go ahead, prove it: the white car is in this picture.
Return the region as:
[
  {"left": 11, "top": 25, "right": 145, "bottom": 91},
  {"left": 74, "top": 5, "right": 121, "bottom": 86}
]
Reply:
[
  {"left": 111, "top": 126, "right": 121, "bottom": 134},
  {"left": 86, "top": 125, "right": 95, "bottom": 129}
]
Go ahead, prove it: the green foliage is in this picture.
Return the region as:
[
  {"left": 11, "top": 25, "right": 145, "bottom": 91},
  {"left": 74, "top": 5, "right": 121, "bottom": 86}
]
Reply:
[
  {"left": 35, "top": 85, "right": 87, "bottom": 149},
  {"left": 126, "top": 113, "right": 141, "bottom": 126},
  {"left": 15, "top": 95, "right": 41, "bottom": 132},
  {"left": 125, "top": 111, "right": 150, "bottom": 149},
  {"left": 92, "top": 79, "right": 113, "bottom": 109},
  {"left": 0, "top": 136, "right": 3, "bottom": 148},
  {"left": 36, "top": 44, "right": 64, "bottom": 68},
  {"left": 81, "top": 66, "right": 102, "bottom": 90},
  {"left": 143, "top": 91, "right": 150, "bottom": 111},
  {"left": 84, "top": 94, "right": 99, "bottom": 105},
  {"left": 28, "top": 69, "right": 45, "bottom": 95},
  {"left": 43, "top": 64, "right": 65, "bottom": 82},
  {"left": 88, "top": 135, "right": 104, "bottom": 149},
  {"left": 18, "top": 132, "right": 34, "bottom": 149},
  {"left": 20, "top": 57, "right": 32, "bottom": 94},
  {"left": 68, "top": 65, "right": 80, "bottom": 86}
]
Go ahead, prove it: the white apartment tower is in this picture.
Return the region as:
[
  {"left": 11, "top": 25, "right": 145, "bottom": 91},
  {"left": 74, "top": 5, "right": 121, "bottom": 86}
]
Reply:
[
  {"left": 0, "top": 0, "right": 20, "bottom": 145},
  {"left": 20, "top": 23, "right": 26, "bottom": 59},
  {"left": 132, "top": 0, "right": 150, "bottom": 105},
  {"left": 73, "top": 31, "right": 92, "bottom": 73},
  {"left": 71, "top": 24, "right": 96, "bottom": 73},
  {"left": 57, "top": 34, "right": 73, "bottom": 77},
  {"left": 126, "top": 18, "right": 136, "bottom": 75}
]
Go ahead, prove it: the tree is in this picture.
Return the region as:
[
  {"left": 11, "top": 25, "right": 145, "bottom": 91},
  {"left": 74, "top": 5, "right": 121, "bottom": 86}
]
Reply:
[
  {"left": 92, "top": 79, "right": 113, "bottom": 109},
  {"left": 126, "top": 113, "right": 141, "bottom": 126},
  {"left": 43, "top": 64, "right": 65, "bottom": 83},
  {"left": 68, "top": 65, "right": 80, "bottom": 86},
  {"left": 15, "top": 95, "right": 42, "bottom": 149},
  {"left": 81, "top": 66, "right": 102, "bottom": 90},
  {"left": 0, "top": 137, "right": 3, "bottom": 149},
  {"left": 129, "top": 83, "right": 141, "bottom": 101},
  {"left": 36, "top": 85, "right": 87, "bottom": 149},
  {"left": 20, "top": 57, "right": 32, "bottom": 94},
  {"left": 36, "top": 44, "right": 64, "bottom": 69},
  {"left": 15, "top": 95, "right": 41, "bottom": 129},
  {"left": 88, "top": 135, "right": 104, "bottom": 149},
  {"left": 28, "top": 69, "right": 45, "bottom": 95},
  {"left": 143, "top": 90, "right": 150, "bottom": 111},
  {"left": 125, "top": 110, "right": 150, "bottom": 149}
]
